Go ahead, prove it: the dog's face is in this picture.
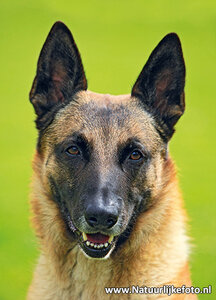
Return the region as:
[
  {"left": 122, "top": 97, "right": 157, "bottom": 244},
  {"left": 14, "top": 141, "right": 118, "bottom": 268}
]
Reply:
[{"left": 30, "top": 22, "right": 185, "bottom": 259}]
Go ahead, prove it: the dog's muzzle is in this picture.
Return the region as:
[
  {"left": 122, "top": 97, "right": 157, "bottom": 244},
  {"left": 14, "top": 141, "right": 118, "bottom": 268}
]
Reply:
[{"left": 66, "top": 203, "right": 121, "bottom": 259}]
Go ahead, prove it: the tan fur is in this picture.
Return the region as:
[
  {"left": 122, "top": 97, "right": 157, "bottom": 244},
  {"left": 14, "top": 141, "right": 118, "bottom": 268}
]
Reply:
[{"left": 28, "top": 91, "right": 196, "bottom": 300}]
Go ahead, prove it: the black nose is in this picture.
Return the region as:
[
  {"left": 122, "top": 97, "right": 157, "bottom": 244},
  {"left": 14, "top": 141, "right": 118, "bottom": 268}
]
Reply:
[{"left": 85, "top": 205, "right": 118, "bottom": 229}]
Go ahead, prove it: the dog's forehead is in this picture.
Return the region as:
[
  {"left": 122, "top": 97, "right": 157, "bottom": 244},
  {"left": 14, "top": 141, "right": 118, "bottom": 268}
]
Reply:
[{"left": 51, "top": 91, "right": 161, "bottom": 149}]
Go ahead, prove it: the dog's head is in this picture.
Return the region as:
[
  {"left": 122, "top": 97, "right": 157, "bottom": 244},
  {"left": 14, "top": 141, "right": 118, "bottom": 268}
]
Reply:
[{"left": 30, "top": 22, "right": 185, "bottom": 259}]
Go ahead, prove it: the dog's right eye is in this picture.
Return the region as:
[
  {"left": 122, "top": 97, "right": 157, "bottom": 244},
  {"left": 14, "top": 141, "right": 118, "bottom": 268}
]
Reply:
[
  {"left": 66, "top": 146, "right": 80, "bottom": 156},
  {"left": 129, "top": 150, "right": 143, "bottom": 161}
]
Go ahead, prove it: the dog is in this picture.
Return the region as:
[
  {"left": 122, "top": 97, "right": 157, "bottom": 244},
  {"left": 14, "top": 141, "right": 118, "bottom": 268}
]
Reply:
[{"left": 27, "top": 22, "right": 196, "bottom": 299}]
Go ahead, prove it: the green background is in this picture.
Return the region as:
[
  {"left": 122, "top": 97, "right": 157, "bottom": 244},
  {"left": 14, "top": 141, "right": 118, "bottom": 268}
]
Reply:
[{"left": 0, "top": 0, "right": 215, "bottom": 299}]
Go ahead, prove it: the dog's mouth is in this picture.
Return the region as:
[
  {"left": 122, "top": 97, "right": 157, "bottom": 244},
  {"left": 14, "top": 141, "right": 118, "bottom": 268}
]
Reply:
[
  {"left": 80, "top": 232, "right": 116, "bottom": 259},
  {"left": 65, "top": 214, "right": 117, "bottom": 258}
]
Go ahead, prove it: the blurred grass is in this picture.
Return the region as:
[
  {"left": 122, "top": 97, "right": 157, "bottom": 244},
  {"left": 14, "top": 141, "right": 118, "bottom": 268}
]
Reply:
[{"left": 0, "top": 0, "right": 215, "bottom": 299}]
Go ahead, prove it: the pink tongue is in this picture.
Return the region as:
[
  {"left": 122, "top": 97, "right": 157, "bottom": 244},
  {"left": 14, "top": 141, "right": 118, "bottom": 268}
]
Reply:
[{"left": 86, "top": 233, "right": 109, "bottom": 244}]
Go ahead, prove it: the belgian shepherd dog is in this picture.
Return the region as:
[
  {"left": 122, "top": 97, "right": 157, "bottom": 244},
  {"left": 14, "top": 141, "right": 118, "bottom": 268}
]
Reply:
[{"left": 28, "top": 22, "right": 196, "bottom": 299}]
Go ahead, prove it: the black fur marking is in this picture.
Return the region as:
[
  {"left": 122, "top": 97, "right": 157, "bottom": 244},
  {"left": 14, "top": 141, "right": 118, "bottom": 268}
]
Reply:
[
  {"left": 48, "top": 175, "right": 62, "bottom": 205},
  {"left": 30, "top": 22, "right": 87, "bottom": 130},
  {"left": 114, "top": 188, "right": 151, "bottom": 251},
  {"left": 54, "top": 132, "right": 92, "bottom": 163},
  {"left": 78, "top": 101, "right": 132, "bottom": 130},
  {"left": 48, "top": 175, "right": 78, "bottom": 238},
  {"left": 118, "top": 138, "right": 151, "bottom": 165},
  {"left": 132, "top": 33, "right": 185, "bottom": 140},
  {"left": 114, "top": 211, "right": 137, "bottom": 251}
]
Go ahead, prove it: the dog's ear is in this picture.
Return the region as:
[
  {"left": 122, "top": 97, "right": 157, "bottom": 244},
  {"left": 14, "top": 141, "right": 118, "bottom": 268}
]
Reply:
[
  {"left": 30, "top": 22, "right": 87, "bottom": 129},
  {"left": 132, "top": 33, "right": 185, "bottom": 140}
]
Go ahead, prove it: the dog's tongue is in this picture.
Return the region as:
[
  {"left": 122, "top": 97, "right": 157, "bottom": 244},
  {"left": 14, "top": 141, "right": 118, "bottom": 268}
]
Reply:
[{"left": 86, "top": 233, "right": 109, "bottom": 244}]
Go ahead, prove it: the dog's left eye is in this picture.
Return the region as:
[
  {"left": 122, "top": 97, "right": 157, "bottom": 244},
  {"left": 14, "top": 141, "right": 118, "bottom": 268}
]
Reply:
[
  {"left": 129, "top": 150, "right": 143, "bottom": 161},
  {"left": 66, "top": 146, "right": 80, "bottom": 156}
]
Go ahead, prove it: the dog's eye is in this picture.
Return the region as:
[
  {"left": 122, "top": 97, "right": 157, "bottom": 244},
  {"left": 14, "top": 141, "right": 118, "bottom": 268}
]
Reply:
[
  {"left": 66, "top": 146, "right": 80, "bottom": 156},
  {"left": 129, "top": 150, "right": 143, "bottom": 161}
]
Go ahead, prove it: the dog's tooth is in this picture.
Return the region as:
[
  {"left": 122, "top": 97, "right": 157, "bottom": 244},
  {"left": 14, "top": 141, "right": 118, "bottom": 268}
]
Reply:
[
  {"left": 86, "top": 241, "right": 90, "bottom": 246},
  {"left": 108, "top": 235, "right": 114, "bottom": 243},
  {"left": 104, "top": 242, "right": 108, "bottom": 248},
  {"left": 97, "top": 245, "right": 100, "bottom": 249},
  {"left": 100, "top": 244, "right": 104, "bottom": 248},
  {"left": 82, "top": 232, "right": 87, "bottom": 241},
  {"left": 94, "top": 244, "right": 97, "bottom": 248},
  {"left": 90, "top": 243, "right": 94, "bottom": 247}
]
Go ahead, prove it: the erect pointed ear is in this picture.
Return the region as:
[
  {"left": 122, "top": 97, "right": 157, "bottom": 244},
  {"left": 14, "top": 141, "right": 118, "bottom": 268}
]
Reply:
[
  {"left": 30, "top": 21, "right": 87, "bottom": 129},
  {"left": 132, "top": 33, "right": 185, "bottom": 140}
]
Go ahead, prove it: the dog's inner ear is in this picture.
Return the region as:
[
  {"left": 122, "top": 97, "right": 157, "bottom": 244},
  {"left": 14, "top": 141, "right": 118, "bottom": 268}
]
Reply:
[
  {"left": 131, "top": 33, "right": 185, "bottom": 139},
  {"left": 30, "top": 21, "right": 87, "bottom": 129}
]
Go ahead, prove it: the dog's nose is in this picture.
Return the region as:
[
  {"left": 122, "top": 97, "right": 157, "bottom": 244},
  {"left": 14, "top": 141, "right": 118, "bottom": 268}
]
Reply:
[{"left": 85, "top": 205, "right": 118, "bottom": 229}]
